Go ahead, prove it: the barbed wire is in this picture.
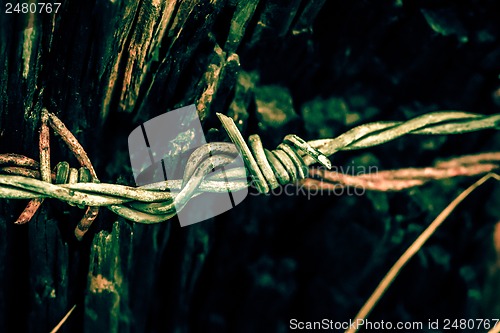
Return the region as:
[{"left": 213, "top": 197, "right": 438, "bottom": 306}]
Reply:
[
  {"left": 301, "top": 152, "right": 500, "bottom": 191},
  {"left": 0, "top": 110, "right": 499, "bottom": 236}
]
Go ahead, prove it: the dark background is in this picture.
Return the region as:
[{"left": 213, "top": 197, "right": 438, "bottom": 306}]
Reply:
[{"left": 1, "top": 0, "right": 500, "bottom": 332}]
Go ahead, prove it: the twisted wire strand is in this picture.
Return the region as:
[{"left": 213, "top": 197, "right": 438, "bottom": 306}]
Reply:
[
  {"left": 302, "top": 111, "right": 500, "bottom": 164},
  {"left": 0, "top": 111, "right": 498, "bottom": 224},
  {"left": 301, "top": 152, "right": 500, "bottom": 191}
]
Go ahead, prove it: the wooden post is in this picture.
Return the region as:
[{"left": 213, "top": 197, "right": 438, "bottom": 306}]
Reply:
[{"left": 1, "top": 0, "right": 313, "bottom": 331}]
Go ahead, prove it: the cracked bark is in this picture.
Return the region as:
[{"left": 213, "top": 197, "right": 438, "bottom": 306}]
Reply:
[{"left": 0, "top": 0, "right": 320, "bottom": 332}]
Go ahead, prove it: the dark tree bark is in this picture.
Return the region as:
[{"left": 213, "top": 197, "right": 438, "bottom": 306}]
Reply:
[{"left": 0, "top": 1, "right": 310, "bottom": 331}]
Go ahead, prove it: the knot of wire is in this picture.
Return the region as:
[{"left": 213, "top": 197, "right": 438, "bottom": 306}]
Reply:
[{"left": 0, "top": 109, "right": 498, "bottom": 239}]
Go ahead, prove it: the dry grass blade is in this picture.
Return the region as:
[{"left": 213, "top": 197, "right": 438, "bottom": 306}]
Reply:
[
  {"left": 345, "top": 173, "right": 500, "bottom": 333},
  {"left": 49, "top": 304, "right": 77, "bottom": 333},
  {"left": 489, "top": 323, "right": 500, "bottom": 333}
]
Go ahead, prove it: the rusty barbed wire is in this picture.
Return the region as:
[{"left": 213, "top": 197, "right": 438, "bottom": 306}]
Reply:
[
  {"left": 300, "top": 152, "right": 500, "bottom": 191},
  {"left": 0, "top": 110, "right": 498, "bottom": 235}
]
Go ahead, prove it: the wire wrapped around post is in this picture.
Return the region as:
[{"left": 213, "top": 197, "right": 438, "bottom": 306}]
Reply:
[{"left": 0, "top": 110, "right": 498, "bottom": 231}]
